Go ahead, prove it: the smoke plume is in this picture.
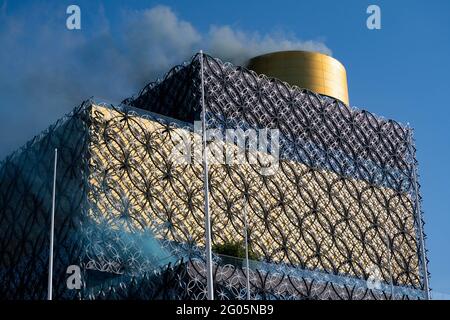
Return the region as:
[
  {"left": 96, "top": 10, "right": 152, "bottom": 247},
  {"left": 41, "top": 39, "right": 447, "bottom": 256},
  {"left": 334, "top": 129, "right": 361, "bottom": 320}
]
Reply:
[{"left": 0, "top": 3, "right": 332, "bottom": 158}]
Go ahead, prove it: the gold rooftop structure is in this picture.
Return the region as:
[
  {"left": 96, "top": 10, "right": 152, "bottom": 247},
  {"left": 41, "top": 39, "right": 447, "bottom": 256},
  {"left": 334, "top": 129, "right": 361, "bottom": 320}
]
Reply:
[{"left": 247, "top": 50, "right": 350, "bottom": 105}]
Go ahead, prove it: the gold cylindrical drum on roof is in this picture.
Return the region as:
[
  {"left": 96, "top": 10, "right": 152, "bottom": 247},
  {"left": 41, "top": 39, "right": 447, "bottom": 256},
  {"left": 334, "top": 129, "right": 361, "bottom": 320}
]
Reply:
[{"left": 247, "top": 51, "right": 349, "bottom": 106}]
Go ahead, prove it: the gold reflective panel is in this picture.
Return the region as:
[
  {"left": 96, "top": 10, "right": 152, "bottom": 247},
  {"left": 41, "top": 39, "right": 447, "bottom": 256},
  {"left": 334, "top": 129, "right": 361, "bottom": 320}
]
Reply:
[{"left": 247, "top": 51, "right": 350, "bottom": 106}]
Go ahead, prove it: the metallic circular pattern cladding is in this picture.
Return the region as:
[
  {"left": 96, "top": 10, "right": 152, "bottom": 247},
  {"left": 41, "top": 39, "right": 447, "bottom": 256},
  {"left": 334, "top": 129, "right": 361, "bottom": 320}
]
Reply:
[{"left": 0, "top": 53, "right": 428, "bottom": 300}]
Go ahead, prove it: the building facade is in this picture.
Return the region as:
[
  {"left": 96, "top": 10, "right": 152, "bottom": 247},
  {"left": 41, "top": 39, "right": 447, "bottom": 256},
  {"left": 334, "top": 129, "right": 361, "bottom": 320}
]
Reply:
[{"left": 0, "top": 53, "right": 429, "bottom": 300}]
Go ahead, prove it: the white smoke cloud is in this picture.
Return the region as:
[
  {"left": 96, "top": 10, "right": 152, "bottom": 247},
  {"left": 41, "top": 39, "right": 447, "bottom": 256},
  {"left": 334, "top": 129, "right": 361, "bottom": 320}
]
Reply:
[
  {"left": 123, "top": 6, "right": 332, "bottom": 73},
  {"left": 123, "top": 6, "right": 202, "bottom": 86},
  {"left": 207, "top": 26, "right": 332, "bottom": 66},
  {"left": 0, "top": 3, "right": 331, "bottom": 158}
]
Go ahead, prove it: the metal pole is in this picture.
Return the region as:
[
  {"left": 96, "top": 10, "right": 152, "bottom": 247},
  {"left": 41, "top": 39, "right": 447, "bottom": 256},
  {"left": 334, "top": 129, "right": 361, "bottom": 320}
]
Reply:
[
  {"left": 407, "top": 130, "right": 430, "bottom": 300},
  {"left": 243, "top": 198, "right": 251, "bottom": 300},
  {"left": 384, "top": 231, "right": 395, "bottom": 299},
  {"left": 200, "top": 50, "right": 214, "bottom": 300},
  {"left": 48, "top": 148, "right": 58, "bottom": 300}
]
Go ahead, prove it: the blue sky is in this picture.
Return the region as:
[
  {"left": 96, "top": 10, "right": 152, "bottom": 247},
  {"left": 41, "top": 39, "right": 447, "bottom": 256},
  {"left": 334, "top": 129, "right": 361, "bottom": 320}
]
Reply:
[{"left": 1, "top": 0, "right": 449, "bottom": 296}]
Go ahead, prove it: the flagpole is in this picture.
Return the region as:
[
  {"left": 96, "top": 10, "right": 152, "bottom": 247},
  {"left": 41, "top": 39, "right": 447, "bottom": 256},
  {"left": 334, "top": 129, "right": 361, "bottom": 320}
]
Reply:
[
  {"left": 200, "top": 50, "right": 214, "bottom": 300},
  {"left": 243, "top": 198, "right": 251, "bottom": 300},
  {"left": 384, "top": 231, "right": 395, "bottom": 298},
  {"left": 48, "top": 148, "right": 58, "bottom": 300}
]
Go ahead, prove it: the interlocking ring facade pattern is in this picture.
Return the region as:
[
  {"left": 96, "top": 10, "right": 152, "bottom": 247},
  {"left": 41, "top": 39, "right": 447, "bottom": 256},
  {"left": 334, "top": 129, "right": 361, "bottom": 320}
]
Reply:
[
  {"left": 122, "top": 54, "right": 428, "bottom": 294},
  {"left": 86, "top": 102, "right": 426, "bottom": 299},
  {"left": 0, "top": 53, "right": 429, "bottom": 300},
  {"left": 0, "top": 103, "right": 90, "bottom": 299}
]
